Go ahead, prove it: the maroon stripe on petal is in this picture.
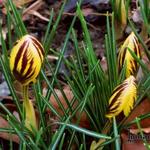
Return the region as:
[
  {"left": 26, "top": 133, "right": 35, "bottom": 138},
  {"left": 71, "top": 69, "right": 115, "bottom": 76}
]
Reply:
[
  {"left": 20, "top": 43, "right": 29, "bottom": 74},
  {"left": 22, "top": 59, "right": 34, "bottom": 79},
  {"left": 109, "top": 87, "right": 124, "bottom": 109},
  {"left": 111, "top": 83, "right": 127, "bottom": 96},
  {"left": 24, "top": 68, "right": 36, "bottom": 81},
  {"left": 33, "top": 43, "right": 43, "bottom": 61},
  {"left": 31, "top": 37, "right": 44, "bottom": 56},
  {"left": 13, "top": 69, "right": 24, "bottom": 83},
  {"left": 14, "top": 41, "right": 27, "bottom": 70},
  {"left": 109, "top": 102, "right": 120, "bottom": 112}
]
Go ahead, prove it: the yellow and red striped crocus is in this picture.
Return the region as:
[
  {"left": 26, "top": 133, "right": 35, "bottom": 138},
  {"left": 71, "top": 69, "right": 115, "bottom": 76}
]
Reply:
[
  {"left": 118, "top": 32, "right": 141, "bottom": 78},
  {"left": 9, "top": 35, "right": 44, "bottom": 131},
  {"left": 10, "top": 35, "right": 44, "bottom": 85},
  {"left": 106, "top": 75, "right": 137, "bottom": 118}
]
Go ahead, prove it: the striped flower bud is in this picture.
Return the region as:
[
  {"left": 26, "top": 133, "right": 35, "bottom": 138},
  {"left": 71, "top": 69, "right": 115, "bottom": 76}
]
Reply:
[
  {"left": 118, "top": 32, "right": 141, "bottom": 78},
  {"left": 115, "top": 0, "right": 127, "bottom": 26},
  {"left": 106, "top": 75, "right": 137, "bottom": 118},
  {"left": 10, "top": 35, "right": 44, "bottom": 85}
]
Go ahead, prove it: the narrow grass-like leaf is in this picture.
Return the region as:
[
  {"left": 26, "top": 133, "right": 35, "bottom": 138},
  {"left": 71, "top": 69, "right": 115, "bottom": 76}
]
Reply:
[
  {"left": 7, "top": 117, "right": 28, "bottom": 146},
  {"left": 124, "top": 113, "right": 150, "bottom": 128},
  {"left": 66, "top": 84, "right": 94, "bottom": 149},
  {"left": 7, "top": 12, "right": 13, "bottom": 49},
  {"left": 135, "top": 74, "right": 150, "bottom": 105},
  {"left": 128, "top": 47, "right": 149, "bottom": 74},
  {"left": 7, "top": 0, "right": 27, "bottom": 36},
  {"left": 39, "top": 93, "right": 61, "bottom": 119},
  {"left": 139, "top": 0, "right": 150, "bottom": 34},
  {"left": 43, "top": 8, "right": 54, "bottom": 45},
  {"left": 105, "top": 13, "right": 118, "bottom": 91},
  {"left": 0, "top": 29, "right": 10, "bottom": 70},
  {"left": 44, "top": 15, "right": 77, "bottom": 104},
  {"left": 44, "top": 0, "right": 67, "bottom": 54},
  {"left": 72, "top": 28, "right": 85, "bottom": 80},
  {"left": 34, "top": 82, "right": 46, "bottom": 129},
  {"left": 0, "top": 57, "right": 22, "bottom": 117},
  {"left": 79, "top": 144, "right": 83, "bottom": 150},
  {"left": 113, "top": 117, "right": 120, "bottom": 150},
  {"left": 41, "top": 70, "right": 68, "bottom": 118},
  {"left": 56, "top": 122, "right": 111, "bottom": 139},
  {"left": 135, "top": 117, "right": 150, "bottom": 150},
  {"left": 58, "top": 133, "right": 65, "bottom": 150},
  {"left": 50, "top": 117, "right": 70, "bottom": 150}
]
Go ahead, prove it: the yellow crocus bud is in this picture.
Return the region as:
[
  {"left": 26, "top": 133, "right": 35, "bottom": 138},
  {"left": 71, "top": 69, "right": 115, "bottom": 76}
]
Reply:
[
  {"left": 10, "top": 35, "right": 44, "bottom": 85},
  {"left": 118, "top": 32, "right": 141, "bottom": 77},
  {"left": 115, "top": 0, "right": 127, "bottom": 27},
  {"left": 106, "top": 75, "right": 137, "bottom": 118}
]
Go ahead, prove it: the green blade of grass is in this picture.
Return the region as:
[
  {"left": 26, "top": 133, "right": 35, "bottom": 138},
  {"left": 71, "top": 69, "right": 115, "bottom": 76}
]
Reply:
[
  {"left": 44, "top": 0, "right": 67, "bottom": 54},
  {"left": 43, "top": 14, "right": 77, "bottom": 108},
  {"left": 113, "top": 117, "right": 120, "bottom": 150},
  {"left": 49, "top": 117, "right": 70, "bottom": 150},
  {"left": 7, "top": 0, "right": 27, "bottom": 36},
  {"left": 0, "top": 57, "right": 22, "bottom": 117},
  {"left": 135, "top": 117, "right": 150, "bottom": 150},
  {"left": 56, "top": 122, "right": 111, "bottom": 139},
  {"left": 43, "top": 8, "right": 54, "bottom": 45}
]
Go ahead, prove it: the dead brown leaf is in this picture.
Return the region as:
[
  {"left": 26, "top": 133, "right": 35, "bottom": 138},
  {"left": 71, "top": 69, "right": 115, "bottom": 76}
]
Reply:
[
  {"left": 121, "top": 98, "right": 150, "bottom": 150},
  {"left": 4, "top": 0, "right": 34, "bottom": 8},
  {"left": 46, "top": 87, "right": 90, "bottom": 129},
  {"left": 124, "top": 98, "right": 150, "bottom": 128},
  {"left": 0, "top": 116, "right": 19, "bottom": 143},
  {"left": 129, "top": 127, "right": 150, "bottom": 135},
  {"left": 121, "top": 131, "right": 148, "bottom": 150}
]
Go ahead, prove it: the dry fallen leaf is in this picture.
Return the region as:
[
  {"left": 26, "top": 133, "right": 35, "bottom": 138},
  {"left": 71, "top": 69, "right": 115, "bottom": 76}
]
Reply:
[
  {"left": 45, "top": 86, "right": 90, "bottom": 129},
  {"left": 0, "top": 116, "right": 19, "bottom": 143},
  {"left": 129, "top": 127, "right": 150, "bottom": 135},
  {"left": 3, "top": 0, "right": 34, "bottom": 7},
  {"left": 124, "top": 98, "right": 150, "bottom": 128},
  {"left": 121, "top": 131, "right": 148, "bottom": 150},
  {"left": 121, "top": 98, "right": 150, "bottom": 150}
]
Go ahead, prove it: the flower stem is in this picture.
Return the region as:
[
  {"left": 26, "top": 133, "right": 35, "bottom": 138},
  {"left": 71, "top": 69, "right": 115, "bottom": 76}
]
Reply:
[{"left": 23, "top": 85, "right": 37, "bottom": 132}]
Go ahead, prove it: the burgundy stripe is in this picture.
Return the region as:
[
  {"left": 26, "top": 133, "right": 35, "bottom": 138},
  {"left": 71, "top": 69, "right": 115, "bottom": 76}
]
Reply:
[
  {"left": 24, "top": 68, "right": 36, "bottom": 81},
  {"left": 33, "top": 43, "right": 43, "bottom": 61},
  {"left": 109, "top": 102, "right": 120, "bottom": 113},
  {"left": 22, "top": 59, "right": 34, "bottom": 79},
  {"left": 13, "top": 69, "right": 24, "bottom": 83},
  {"left": 134, "top": 38, "right": 141, "bottom": 57},
  {"left": 111, "top": 83, "right": 127, "bottom": 95},
  {"left": 13, "top": 41, "right": 28, "bottom": 83},
  {"left": 109, "top": 87, "right": 124, "bottom": 109},
  {"left": 14, "top": 41, "right": 27, "bottom": 70},
  {"left": 20, "top": 43, "right": 29, "bottom": 74},
  {"left": 118, "top": 48, "right": 127, "bottom": 72},
  {"left": 14, "top": 59, "right": 34, "bottom": 84},
  {"left": 31, "top": 37, "right": 44, "bottom": 56},
  {"left": 122, "top": 48, "right": 127, "bottom": 63}
]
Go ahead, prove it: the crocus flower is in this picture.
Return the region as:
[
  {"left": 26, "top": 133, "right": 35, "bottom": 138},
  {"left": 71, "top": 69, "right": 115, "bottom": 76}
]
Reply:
[
  {"left": 115, "top": 0, "right": 127, "bottom": 26},
  {"left": 118, "top": 32, "right": 141, "bottom": 77},
  {"left": 106, "top": 75, "right": 137, "bottom": 118},
  {"left": 10, "top": 35, "right": 44, "bottom": 132},
  {"left": 10, "top": 35, "right": 44, "bottom": 85}
]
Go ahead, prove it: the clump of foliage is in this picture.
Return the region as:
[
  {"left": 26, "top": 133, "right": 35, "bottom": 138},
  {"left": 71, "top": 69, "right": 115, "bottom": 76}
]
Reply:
[{"left": 0, "top": 0, "right": 150, "bottom": 149}]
